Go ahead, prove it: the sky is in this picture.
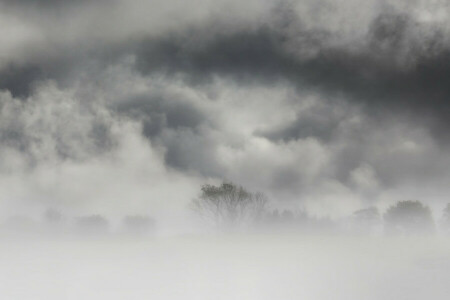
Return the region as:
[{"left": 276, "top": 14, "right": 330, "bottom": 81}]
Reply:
[{"left": 0, "top": 0, "right": 450, "bottom": 226}]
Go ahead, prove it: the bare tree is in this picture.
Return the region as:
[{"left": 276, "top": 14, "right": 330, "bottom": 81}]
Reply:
[
  {"left": 190, "top": 182, "right": 268, "bottom": 229},
  {"left": 384, "top": 200, "right": 435, "bottom": 235}
]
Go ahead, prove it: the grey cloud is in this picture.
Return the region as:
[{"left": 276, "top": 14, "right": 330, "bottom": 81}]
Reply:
[
  {"left": 162, "top": 129, "right": 224, "bottom": 176},
  {"left": 1, "top": 0, "right": 101, "bottom": 8},
  {"left": 130, "top": 8, "right": 450, "bottom": 141},
  {"left": 0, "top": 54, "right": 78, "bottom": 98},
  {"left": 2, "top": 3, "right": 448, "bottom": 137},
  {"left": 115, "top": 94, "right": 206, "bottom": 138},
  {"left": 113, "top": 91, "right": 219, "bottom": 174},
  {"left": 257, "top": 99, "right": 352, "bottom": 143},
  {"left": 0, "top": 88, "right": 117, "bottom": 166},
  {"left": 0, "top": 44, "right": 128, "bottom": 98},
  {"left": 0, "top": 0, "right": 450, "bottom": 215},
  {"left": 134, "top": 28, "right": 295, "bottom": 86},
  {"left": 0, "top": 64, "right": 45, "bottom": 98}
]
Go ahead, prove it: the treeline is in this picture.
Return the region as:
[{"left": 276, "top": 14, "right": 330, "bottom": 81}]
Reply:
[
  {"left": 3, "top": 182, "right": 449, "bottom": 237},
  {"left": 191, "top": 182, "right": 450, "bottom": 235},
  {"left": 0, "top": 209, "right": 156, "bottom": 236}
]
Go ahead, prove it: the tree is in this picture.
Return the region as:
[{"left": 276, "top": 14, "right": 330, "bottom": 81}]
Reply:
[
  {"left": 352, "top": 207, "right": 381, "bottom": 234},
  {"left": 190, "top": 182, "right": 268, "bottom": 229},
  {"left": 76, "top": 214, "right": 109, "bottom": 234},
  {"left": 383, "top": 200, "right": 435, "bottom": 235},
  {"left": 43, "top": 208, "right": 63, "bottom": 224},
  {"left": 41, "top": 208, "right": 66, "bottom": 235},
  {"left": 440, "top": 203, "right": 450, "bottom": 234},
  {"left": 263, "top": 208, "right": 310, "bottom": 231}
]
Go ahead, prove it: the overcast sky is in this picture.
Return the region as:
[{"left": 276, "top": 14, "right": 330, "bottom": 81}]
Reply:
[{"left": 0, "top": 0, "right": 449, "bottom": 225}]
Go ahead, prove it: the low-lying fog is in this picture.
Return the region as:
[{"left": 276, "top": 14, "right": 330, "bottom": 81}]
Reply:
[
  {"left": 2, "top": 0, "right": 450, "bottom": 299},
  {"left": 1, "top": 234, "right": 449, "bottom": 300},
  {"left": 1, "top": 188, "right": 450, "bottom": 300}
]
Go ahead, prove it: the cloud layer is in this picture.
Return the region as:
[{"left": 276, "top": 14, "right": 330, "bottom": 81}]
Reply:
[{"left": 0, "top": 0, "right": 449, "bottom": 222}]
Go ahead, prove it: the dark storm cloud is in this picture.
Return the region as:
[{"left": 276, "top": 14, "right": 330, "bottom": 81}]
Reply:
[
  {"left": 257, "top": 99, "right": 350, "bottom": 142},
  {"left": 134, "top": 28, "right": 305, "bottom": 87},
  {"left": 0, "top": 44, "right": 127, "bottom": 98},
  {"left": 1, "top": 1, "right": 448, "bottom": 184},
  {"left": 132, "top": 9, "right": 450, "bottom": 140},
  {"left": 0, "top": 50, "right": 81, "bottom": 98},
  {"left": 113, "top": 92, "right": 222, "bottom": 174},
  {"left": 0, "top": 64, "right": 44, "bottom": 98},
  {"left": 162, "top": 129, "right": 223, "bottom": 176},
  {"left": 0, "top": 61, "right": 82, "bottom": 99},
  {"left": 2, "top": 0, "right": 84, "bottom": 3},
  {"left": 115, "top": 93, "right": 207, "bottom": 138},
  {"left": 1, "top": 0, "right": 99, "bottom": 8},
  {"left": 1, "top": 0, "right": 450, "bottom": 217},
  {"left": 2, "top": 4, "right": 448, "bottom": 135}
]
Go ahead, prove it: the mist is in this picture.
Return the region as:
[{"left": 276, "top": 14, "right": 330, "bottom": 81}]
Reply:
[{"left": 1, "top": 0, "right": 450, "bottom": 299}]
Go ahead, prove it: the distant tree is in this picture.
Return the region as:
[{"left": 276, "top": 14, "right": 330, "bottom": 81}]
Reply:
[
  {"left": 76, "top": 215, "right": 109, "bottom": 233},
  {"left": 263, "top": 208, "right": 311, "bottom": 232},
  {"left": 123, "top": 215, "right": 155, "bottom": 234},
  {"left": 384, "top": 200, "right": 435, "bottom": 235},
  {"left": 271, "top": 209, "right": 297, "bottom": 224},
  {"left": 352, "top": 207, "right": 381, "bottom": 234},
  {"left": 440, "top": 203, "right": 450, "bottom": 234},
  {"left": 190, "top": 182, "right": 268, "bottom": 229},
  {"left": 43, "top": 209, "right": 63, "bottom": 224},
  {"left": 41, "top": 209, "right": 66, "bottom": 234}
]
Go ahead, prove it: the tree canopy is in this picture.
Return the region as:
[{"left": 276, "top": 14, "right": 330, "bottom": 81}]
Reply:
[
  {"left": 190, "top": 182, "right": 268, "bottom": 230},
  {"left": 384, "top": 200, "right": 435, "bottom": 235}
]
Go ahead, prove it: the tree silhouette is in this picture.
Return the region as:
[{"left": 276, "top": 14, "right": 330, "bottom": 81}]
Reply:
[
  {"left": 352, "top": 207, "right": 381, "bottom": 234},
  {"left": 384, "top": 200, "right": 435, "bottom": 235},
  {"left": 76, "top": 214, "right": 109, "bottom": 234},
  {"left": 440, "top": 203, "right": 450, "bottom": 234},
  {"left": 190, "top": 182, "right": 268, "bottom": 229},
  {"left": 43, "top": 208, "right": 63, "bottom": 224}
]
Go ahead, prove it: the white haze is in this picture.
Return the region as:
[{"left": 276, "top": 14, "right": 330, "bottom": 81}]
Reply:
[
  {"left": 1, "top": 235, "right": 450, "bottom": 300},
  {"left": 0, "top": 0, "right": 450, "bottom": 299}
]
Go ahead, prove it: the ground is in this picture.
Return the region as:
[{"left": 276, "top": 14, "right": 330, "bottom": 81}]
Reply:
[{"left": 0, "top": 234, "right": 449, "bottom": 299}]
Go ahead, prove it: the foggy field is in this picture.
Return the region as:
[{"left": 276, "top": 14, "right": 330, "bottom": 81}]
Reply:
[
  {"left": 2, "top": 0, "right": 450, "bottom": 299},
  {"left": 1, "top": 235, "right": 450, "bottom": 300}
]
